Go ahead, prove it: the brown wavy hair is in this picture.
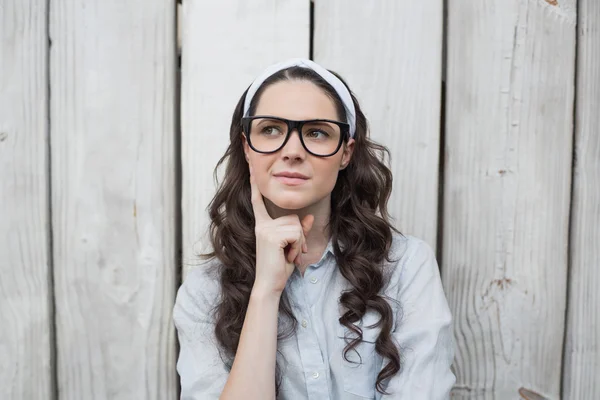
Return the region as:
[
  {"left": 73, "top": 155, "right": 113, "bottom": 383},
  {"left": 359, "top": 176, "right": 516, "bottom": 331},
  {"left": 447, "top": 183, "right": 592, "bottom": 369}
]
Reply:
[{"left": 199, "top": 66, "right": 404, "bottom": 396}]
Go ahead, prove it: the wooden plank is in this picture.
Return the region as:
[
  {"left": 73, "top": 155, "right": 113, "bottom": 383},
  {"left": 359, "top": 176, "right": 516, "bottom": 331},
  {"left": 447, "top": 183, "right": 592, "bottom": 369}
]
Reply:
[
  {"left": 0, "top": 2, "right": 52, "bottom": 399},
  {"left": 562, "top": 0, "right": 600, "bottom": 398},
  {"left": 181, "top": 0, "right": 309, "bottom": 277},
  {"left": 49, "top": 1, "right": 178, "bottom": 398},
  {"left": 313, "top": 0, "right": 444, "bottom": 248},
  {"left": 443, "top": 1, "right": 576, "bottom": 398}
]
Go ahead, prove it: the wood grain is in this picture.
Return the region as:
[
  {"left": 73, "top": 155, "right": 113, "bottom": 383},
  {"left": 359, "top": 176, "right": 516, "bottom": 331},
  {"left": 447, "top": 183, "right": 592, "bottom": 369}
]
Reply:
[
  {"left": 444, "top": 0, "right": 576, "bottom": 398},
  {"left": 313, "top": 0, "right": 444, "bottom": 248},
  {"left": 0, "top": 1, "right": 52, "bottom": 399},
  {"left": 562, "top": 0, "right": 600, "bottom": 398},
  {"left": 180, "top": 0, "right": 309, "bottom": 278},
  {"left": 49, "top": 1, "right": 178, "bottom": 398}
]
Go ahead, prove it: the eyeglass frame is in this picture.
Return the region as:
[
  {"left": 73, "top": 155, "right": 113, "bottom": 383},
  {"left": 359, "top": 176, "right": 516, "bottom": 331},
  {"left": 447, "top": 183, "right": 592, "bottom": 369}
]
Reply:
[{"left": 241, "top": 115, "right": 350, "bottom": 158}]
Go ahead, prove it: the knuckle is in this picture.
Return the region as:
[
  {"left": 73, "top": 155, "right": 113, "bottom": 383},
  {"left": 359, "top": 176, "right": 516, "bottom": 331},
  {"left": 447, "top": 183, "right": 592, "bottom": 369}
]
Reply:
[{"left": 283, "top": 214, "right": 299, "bottom": 223}]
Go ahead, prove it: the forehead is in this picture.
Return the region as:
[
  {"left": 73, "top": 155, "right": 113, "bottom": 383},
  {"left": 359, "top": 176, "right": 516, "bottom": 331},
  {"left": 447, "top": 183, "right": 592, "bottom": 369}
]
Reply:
[{"left": 254, "top": 80, "right": 339, "bottom": 121}]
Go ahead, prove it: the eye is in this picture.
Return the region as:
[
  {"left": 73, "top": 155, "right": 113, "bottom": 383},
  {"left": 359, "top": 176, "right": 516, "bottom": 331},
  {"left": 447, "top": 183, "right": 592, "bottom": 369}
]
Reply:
[
  {"left": 305, "top": 129, "right": 330, "bottom": 139},
  {"left": 260, "top": 125, "right": 283, "bottom": 136}
]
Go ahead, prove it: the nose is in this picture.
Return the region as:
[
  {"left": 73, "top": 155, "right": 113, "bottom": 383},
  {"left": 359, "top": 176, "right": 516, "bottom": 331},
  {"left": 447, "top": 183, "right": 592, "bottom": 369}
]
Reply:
[{"left": 280, "top": 129, "right": 306, "bottom": 159}]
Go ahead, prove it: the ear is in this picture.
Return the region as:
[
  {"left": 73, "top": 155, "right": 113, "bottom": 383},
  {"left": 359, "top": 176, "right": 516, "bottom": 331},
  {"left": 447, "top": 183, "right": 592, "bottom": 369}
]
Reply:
[
  {"left": 339, "top": 138, "right": 355, "bottom": 170},
  {"left": 241, "top": 133, "right": 250, "bottom": 163}
]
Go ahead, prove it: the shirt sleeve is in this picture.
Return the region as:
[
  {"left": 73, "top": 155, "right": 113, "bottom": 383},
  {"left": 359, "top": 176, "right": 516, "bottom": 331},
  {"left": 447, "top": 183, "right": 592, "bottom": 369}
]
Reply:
[
  {"left": 378, "top": 238, "right": 456, "bottom": 400},
  {"left": 173, "top": 266, "right": 229, "bottom": 400}
]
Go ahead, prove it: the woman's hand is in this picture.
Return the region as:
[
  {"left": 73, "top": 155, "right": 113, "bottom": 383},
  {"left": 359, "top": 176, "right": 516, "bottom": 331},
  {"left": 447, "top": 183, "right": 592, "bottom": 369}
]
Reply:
[{"left": 249, "top": 166, "right": 314, "bottom": 294}]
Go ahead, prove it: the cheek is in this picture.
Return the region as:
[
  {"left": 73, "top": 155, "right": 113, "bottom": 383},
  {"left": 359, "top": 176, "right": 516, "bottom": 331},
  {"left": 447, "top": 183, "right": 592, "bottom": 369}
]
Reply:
[
  {"left": 313, "top": 161, "right": 341, "bottom": 193},
  {"left": 249, "top": 156, "right": 274, "bottom": 186}
]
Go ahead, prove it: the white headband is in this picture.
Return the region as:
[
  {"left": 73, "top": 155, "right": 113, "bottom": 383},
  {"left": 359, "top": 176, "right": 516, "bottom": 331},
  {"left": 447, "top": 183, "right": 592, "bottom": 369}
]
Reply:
[{"left": 243, "top": 58, "right": 357, "bottom": 138}]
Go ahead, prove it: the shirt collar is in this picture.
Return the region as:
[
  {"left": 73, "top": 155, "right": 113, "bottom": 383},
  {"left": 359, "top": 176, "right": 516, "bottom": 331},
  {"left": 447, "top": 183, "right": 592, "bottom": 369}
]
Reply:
[{"left": 313, "top": 236, "right": 344, "bottom": 268}]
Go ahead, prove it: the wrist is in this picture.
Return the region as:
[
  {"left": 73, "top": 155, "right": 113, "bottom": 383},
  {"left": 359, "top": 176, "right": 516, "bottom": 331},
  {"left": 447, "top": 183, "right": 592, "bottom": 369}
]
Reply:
[{"left": 250, "top": 285, "right": 283, "bottom": 302}]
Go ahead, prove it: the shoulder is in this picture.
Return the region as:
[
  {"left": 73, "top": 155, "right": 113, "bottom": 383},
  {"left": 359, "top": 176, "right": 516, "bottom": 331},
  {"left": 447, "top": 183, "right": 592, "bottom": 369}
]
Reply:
[
  {"left": 182, "top": 257, "right": 222, "bottom": 290},
  {"left": 174, "top": 257, "right": 223, "bottom": 320},
  {"left": 383, "top": 231, "right": 439, "bottom": 294},
  {"left": 385, "top": 230, "right": 436, "bottom": 270}
]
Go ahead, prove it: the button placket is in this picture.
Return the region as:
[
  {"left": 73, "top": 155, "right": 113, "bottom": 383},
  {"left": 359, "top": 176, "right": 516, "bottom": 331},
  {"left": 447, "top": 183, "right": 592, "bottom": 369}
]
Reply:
[
  {"left": 293, "top": 278, "right": 329, "bottom": 399},
  {"left": 304, "top": 265, "right": 326, "bottom": 308}
]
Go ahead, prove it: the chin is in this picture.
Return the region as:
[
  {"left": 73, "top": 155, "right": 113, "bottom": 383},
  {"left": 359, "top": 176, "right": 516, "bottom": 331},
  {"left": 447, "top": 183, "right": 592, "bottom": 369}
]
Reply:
[{"left": 268, "top": 194, "right": 312, "bottom": 210}]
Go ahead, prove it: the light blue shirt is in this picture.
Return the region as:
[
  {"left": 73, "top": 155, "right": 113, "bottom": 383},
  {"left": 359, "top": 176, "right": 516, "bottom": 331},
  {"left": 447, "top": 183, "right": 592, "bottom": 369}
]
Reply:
[{"left": 173, "top": 232, "right": 456, "bottom": 399}]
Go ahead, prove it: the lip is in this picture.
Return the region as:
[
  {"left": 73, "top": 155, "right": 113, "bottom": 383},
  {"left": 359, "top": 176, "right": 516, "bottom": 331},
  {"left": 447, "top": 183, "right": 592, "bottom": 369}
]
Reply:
[
  {"left": 274, "top": 176, "right": 309, "bottom": 186},
  {"left": 273, "top": 171, "right": 310, "bottom": 179}
]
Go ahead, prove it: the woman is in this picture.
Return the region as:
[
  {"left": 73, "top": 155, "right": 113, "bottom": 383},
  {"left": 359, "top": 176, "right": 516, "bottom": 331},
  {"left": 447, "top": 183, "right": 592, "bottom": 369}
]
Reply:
[{"left": 173, "top": 58, "right": 455, "bottom": 399}]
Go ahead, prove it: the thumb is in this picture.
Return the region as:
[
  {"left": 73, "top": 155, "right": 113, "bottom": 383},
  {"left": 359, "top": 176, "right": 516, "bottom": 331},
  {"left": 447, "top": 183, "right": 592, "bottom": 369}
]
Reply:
[
  {"left": 301, "top": 214, "right": 314, "bottom": 237},
  {"left": 300, "top": 214, "right": 314, "bottom": 254}
]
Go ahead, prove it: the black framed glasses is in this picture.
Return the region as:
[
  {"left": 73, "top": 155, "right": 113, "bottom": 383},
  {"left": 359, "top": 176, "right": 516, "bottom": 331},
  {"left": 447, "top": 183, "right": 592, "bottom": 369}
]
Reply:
[{"left": 242, "top": 115, "right": 350, "bottom": 157}]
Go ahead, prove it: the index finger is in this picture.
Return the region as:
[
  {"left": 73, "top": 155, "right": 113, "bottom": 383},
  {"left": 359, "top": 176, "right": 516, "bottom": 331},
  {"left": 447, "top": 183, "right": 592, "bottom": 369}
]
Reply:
[{"left": 249, "top": 166, "right": 271, "bottom": 222}]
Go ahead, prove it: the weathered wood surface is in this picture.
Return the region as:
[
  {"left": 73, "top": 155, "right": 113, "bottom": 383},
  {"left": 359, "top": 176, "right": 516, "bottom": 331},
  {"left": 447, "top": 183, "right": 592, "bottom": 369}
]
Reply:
[
  {"left": 2, "top": 2, "right": 599, "bottom": 399},
  {"left": 0, "top": 1, "right": 52, "bottom": 399},
  {"left": 49, "top": 1, "right": 178, "bottom": 398},
  {"left": 562, "top": 0, "right": 600, "bottom": 398},
  {"left": 180, "top": 0, "right": 310, "bottom": 277},
  {"left": 443, "top": 0, "right": 576, "bottom": 398},
  {"left": 313, "top": 0, "right": 444, "bottom": 248}
]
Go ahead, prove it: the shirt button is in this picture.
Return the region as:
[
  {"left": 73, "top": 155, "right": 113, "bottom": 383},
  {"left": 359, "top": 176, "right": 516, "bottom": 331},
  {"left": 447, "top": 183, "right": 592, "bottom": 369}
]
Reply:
[
  {"left": 309, "top": 276, "right": 318, "bottom": 284},
  {"left": 301, "top": 319, "right": 308, "bottom": 328},
  {"left": 312, "top": 372, "right": 320, "bottom": 379}
]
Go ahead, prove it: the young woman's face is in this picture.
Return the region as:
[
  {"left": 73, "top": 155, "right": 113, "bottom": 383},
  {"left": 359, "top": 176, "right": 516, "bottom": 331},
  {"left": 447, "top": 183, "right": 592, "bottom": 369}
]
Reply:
[{"left": 242, "top": 80, "right": 355, "bottom": 211}]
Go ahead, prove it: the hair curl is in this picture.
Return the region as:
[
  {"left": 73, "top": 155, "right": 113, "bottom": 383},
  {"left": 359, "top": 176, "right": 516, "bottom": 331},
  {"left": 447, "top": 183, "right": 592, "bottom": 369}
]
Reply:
[{"left": 199, "top": 66, "right": 404, "bottom": 396}]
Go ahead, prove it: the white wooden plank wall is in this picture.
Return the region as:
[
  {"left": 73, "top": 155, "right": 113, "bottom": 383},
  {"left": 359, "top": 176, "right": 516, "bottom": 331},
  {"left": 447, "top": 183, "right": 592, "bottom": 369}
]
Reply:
[
  {"left": 444, "top": 0, "right": 576, "bottom": 398},
  {"left": 2, "top": 1, "right": 600, "bottom": 399},
  {"left": 0, "top": 1, "right": 52, "bottom": 399},
  {"left": 313, "top": 0, "right": 444, "bottom": 248},
  {"left": 49, "top": 1, "right": 177, "bottom": 399},
  {"left": 181, "top": 0, "right": 309, "bottom": 277},
  {"left": 562, "top": 0, "right": 600, "bottom": 398}
]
